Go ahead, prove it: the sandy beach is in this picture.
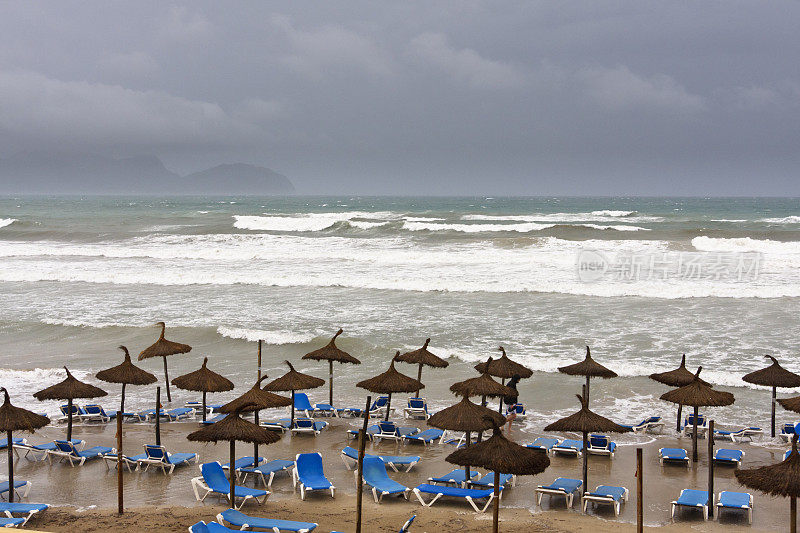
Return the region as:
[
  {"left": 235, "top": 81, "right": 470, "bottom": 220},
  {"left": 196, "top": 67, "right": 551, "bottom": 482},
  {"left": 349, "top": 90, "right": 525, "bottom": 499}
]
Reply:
[{"left": 5, "top": 411, "right": 790, "bottom": 532}]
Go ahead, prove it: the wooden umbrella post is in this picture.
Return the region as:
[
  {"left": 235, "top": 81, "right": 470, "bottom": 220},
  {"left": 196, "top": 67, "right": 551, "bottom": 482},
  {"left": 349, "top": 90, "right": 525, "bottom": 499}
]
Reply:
[
  {"left": 254, "top": 340, "right": 262, "bottom": 468},
  {"left": 6, "top": 430, "right": 13, "bottom": 503},
  {"left": 355, "top": 395, "right": 372, "bottom": 533},
  {"left": 201, "top": 391, "right": 207, "bottom": 423},
  {"left": 498, "top": 378, "right": 505, "bottom": 414},
  {"left": 384, "top": 393, "right": 392, "bottom": 422},
  {"left": 677, "top": 404, "right": 683, "bottom": 433},
  {"left": 791, "top": 495, "right": 797, "bottom": 533},
  {"left": 290, "top": 390, "right": 296, "bottom": 426},
  {"left": 772, "top": 386, "right": 777, "bottom": 438},
  {"left": 155, "top": 387, "right": 161, "bottom": 447},
  {"left": 329, "top": 360, "right": 334, "bottom": 406},
  {"left": 636, "top": 447, "right": 643, "bottom": 533},
  {"left": 708, "top": 420, "right": 714, "bottom": 518},
  {"left": 692, "top": 406, "right": 698, "bottom": 463},
  {"left": 163, "top": 356, "right": 171, "bottom": 402},
  {"left": 492, "top": 469, "right": 500, "bottom": 533},
  {"left": 120, "top": 382, "right": 126, "bottom": 414},
  {"left": 415, "top": 364, "right": 423, "bottom": 399},
  {"left": 67, "top": 397, "right": 73, "bottom": 442},
  {"left": 229, "top": 440, "right": 236, "bottom": 507},
  {"left": 117, "top": 412, "right": 123, "bottom": 514},
  {"left": 464, "top": 431, "right": 471, "bottom": 483},
  {"left": 585, "top": 375, "right": 590, "bottom": 405},
  {"left": 581, "top": 383, "right": 588, "bottom": 494}
]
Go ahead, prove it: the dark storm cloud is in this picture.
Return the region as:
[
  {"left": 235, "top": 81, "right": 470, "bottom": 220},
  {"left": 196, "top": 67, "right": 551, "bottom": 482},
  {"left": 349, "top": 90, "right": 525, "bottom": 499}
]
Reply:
[{"left": 0, "top": 1, "right": 798, "bottom": 195}]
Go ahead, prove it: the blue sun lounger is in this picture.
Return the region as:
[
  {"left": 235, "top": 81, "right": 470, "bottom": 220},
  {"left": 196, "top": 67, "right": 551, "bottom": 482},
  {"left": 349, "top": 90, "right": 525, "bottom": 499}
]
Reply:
[
  {"left": 0, "top": 502, "right": 49, "bottom": 526},
  {"left": 428, "top": 469, "right": 479, "bottom": 487},
  {"left": 217, "top": 508, "right": 318, "bottom": 532},
  {"left": 714, "top": 427, "right": 763, "bottom": 442},
  {"left": 202, "top": 413, "right": 228, "bottom": 425},
  {"left": 337, "top": 396, "right": 392, "bottom": 418},
  {"left": 361, "top": 456, "right": 410, "bottom": 502},
  {"left": 374, "top": 421, "right": 419, "bottom": 442},
  {"left": 587, "top": 434, "right": 616, "bottom": 457},
  {"left": 399, "top": 515, "right": 415, "bottom": 532},
  {"left": 14, "top": 439, "right": 84, "bottom": 461},
  {"left": 164, "top": 407, "right": 195, "bottom": 421},
  {"left": 82, "top": 404, "right": 117, "bottom": 422},
  {"left": 340, "top": 447, "right": 421, "bottom": 472},
  {"left": 470, "top": 472, "right": 515, "bottom": 489},
  {"left": 0, "top": 439, "right": 24, "bottom": 450},
  {"left": 713, "top": 449, "right": 744, "bottom": 466},
  {"left": 293, "top": 453, "right": 335, "bottom": 500},
  {"left": 101, "top": 450, "right": 147, "bottom": 471},
  {"left": 221, "top": 456, "right": 263, "bottom": 471},
  {"left": 291, "top": 418, "right": 327, "bottom": 435},
  {"left": 294, "top": 393, "right": 315, "bottom": 418},
  {"left": 403, "top": 428, "right": 443, "bottom": 445},
  {"left": 716, "top": 491, "right": 753, "bottom": 524},
  {"left": 620, "top": 416, "right": 665, "bottom": 434},
  {"left": 189, "top": 521, "right": 237, "bottom": 533},
  {"left": 47, "top": 440, "right": 112, "bottom": 466},
  {"left": 0, "top": 517, "right": 24, "bottom": 528},
  {"left": 671, "top": 489, "right": 710, "bottom": 520},
  {"left": 552, "top": 439, "right": 583, "bottom": 456},
  {"left": 312, "top": 403, "right": 338, "bottom": 417},
  {"left": 582, "top": 485, "right": 628, "bottom": 516},
  {"left": 403, "top": 398, "right": 430, "bottom": 420},
  {"left": 237, "top": 459, "right": 295, "bottom": 487},
  {"left": 191, "top": 462, "right": 270, "bottom": 510},
  {"left": 525, "top": 437, "right": 560, "bottom": 454},
  {"left": 262, "top": 418, "right": 292, "bottom": 432},
  {"left": 140, "top": 444, "right": 198, "bottom": 474},
  {"left": 0, "top": 481, "right": 31, "bottom": 500},
  {"left": 536, "top": 478, "right": 583, "bottom": 508},
  {"left": 659, "top": 448, "right": 689, "bottom": 466},
  {"left": 780, "top": 422, "right": 798, "bottom": 443},
  {"left": 412, "top": 483, "right": 499, "bottom": 512},
  {"left": 346, "top": 424, "right": 380, "bottom": 440}
]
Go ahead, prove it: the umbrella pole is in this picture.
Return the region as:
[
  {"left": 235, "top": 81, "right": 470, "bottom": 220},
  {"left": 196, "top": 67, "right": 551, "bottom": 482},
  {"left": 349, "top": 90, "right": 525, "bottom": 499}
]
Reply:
[
  {"left": 676, "top": 404, "right": 683, "bottom": 433},
  {"left": 791, "top": 496, "right": 797, "bottom": 533},
  {"left": 329, "top": 360, "right": 334, "bottom": 406},
  {"left": 291, "top": 390, "right": 295, "bottom": 426},
  {"left": 636, "top": 447, "right": 643, "bottom": 533},
  {"left": 155, "top": 387, "right": 161, "bottom": 447},
  {"left": 384, "top": 393, "right": 392, "bottom": 422},
  {"left": 355, "top": 395, "right": 371, "bottom": 533},
  {"left": 6, "top": 430, "right": 13, "bottom": 503},
  {"left": 162, "top": 356, "right": 171, "bottom": 403},
  {"left": 707, "top": 420, "right": 714, "bottom": 518},
  {"left": 255, "top": 341, "right": 261, "bottom": 467},
  {"left": 582, "top": 430, "right": 588, "bottom": 496},
  {"left": 492, "top": 469, "right": 500, "bottom": 533},
  {"left": 772, "top": 386, "right": 777, "bottom": 438},
  {"left": 585, "top": 375, "right": 590, "bottom": 405},
  {"left": 498, "top": 379, "right": 506, "bottom": 414},
  {"left": 202, "top": 391, "right": 207, "bottom": 423},
  {"left": 477, "top": 395, "right": 487, "bottom": 443},
  {"left": 120, "top": 383, "right": 126, "bottom": 414},
  {"left": 67, "top": 398, "right": 73, "bottom": 441},
  {"left": 464, "top": 431, "right": 471, "bottom": 484},
  {"left": 692, "top": 406, "right": 698, "bottom": 463},
  {"left": 229, "top": 440, "right": 236, "bottom": 508},
  {"left": 117, "top": 412, "right": 123, "bottom": 514},
  {"left": 415, "top": 364, "right": 423, "bottom": 398}
]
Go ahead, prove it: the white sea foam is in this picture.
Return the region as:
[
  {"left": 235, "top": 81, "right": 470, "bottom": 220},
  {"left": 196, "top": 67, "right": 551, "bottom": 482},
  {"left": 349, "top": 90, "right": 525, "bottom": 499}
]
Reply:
[
  {"left": 759, "top": 216, "right": 800, "bottom": 224},
  {"left": 0, "top": 218, "right": 16, "bottom": 229},
  {"left": 461, "top": 212, "right": 661, "bottom": 224},
  {"left": 403, "top": 221, "right": 556, "bottom": 232},
  {"left": 692, "top": 236, "right": 800, "bottom": 254},
  {"left": 590, "top": 210, "right": 636, "bottom": 217},
  {"left": 233, "top": 212, "right": 397, "bottom": 232},
  {"left": 216, "top": 326, "right": 316, "bottom": 345}
]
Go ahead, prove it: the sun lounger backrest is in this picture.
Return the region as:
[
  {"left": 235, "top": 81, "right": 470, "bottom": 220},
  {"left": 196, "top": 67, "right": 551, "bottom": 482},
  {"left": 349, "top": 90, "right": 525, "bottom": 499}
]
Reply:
[
  {"left": 374, "top": 396, "right": 388, "bottom": 408},
  {"left": 589, "top": 434, "right": 609, "bottom": 447},
  {"left": 379, "top": 421, "right": 397, "bottom": 434},
  {"left": 408, "top": 398, "right": 425, "bottom": 409},
  {"left": 399, "top": 514, "right": 415, "bottom": 533},
  {"left": 145, "top": 445, "right": 168, "bottom": 460},
  {"left": 54, "top": 440, "right": 75, "bottom": 454},
  {"left": 295, "top": 418, "right": 314, "bottom": 428},
  {"left": 294, "top": 393, "right": 314, "bottom": 411},
  {"left": 363, "top": 456, "right": 390, "bottom": 482},
  {"left": 201, "top": 462, "right": 230, "bottom": 491},
  {"left": 296, "top": 452, "right": 324, "bottom": 481}
]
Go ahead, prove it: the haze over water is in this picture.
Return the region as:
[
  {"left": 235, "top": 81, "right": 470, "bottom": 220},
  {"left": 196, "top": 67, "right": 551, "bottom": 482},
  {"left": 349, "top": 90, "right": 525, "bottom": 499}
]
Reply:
[{"left": 1, "top": 195, "right": 799, "bottom": 436}]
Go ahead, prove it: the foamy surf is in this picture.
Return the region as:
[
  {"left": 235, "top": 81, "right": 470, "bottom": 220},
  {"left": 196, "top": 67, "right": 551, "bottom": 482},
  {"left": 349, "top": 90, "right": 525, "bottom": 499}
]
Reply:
[{"left": 0, "top": 218, "right": 16, "bottom": 229}]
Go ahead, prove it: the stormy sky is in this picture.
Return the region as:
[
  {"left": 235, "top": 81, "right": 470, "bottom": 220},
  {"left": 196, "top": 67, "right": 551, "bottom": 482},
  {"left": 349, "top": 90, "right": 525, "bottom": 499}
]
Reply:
[{"left": 0, "top": 1, "right": 798, "bottom": 195}]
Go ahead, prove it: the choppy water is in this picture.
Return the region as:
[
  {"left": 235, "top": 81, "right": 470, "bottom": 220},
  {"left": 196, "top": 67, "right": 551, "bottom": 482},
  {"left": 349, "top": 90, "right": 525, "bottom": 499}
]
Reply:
[{"left": 1, "top": 195, "right": 799, "bottom": 433}]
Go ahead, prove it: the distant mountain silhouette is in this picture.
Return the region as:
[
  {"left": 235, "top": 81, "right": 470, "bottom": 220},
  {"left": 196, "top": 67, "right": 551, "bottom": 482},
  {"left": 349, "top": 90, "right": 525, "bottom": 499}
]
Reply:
[{"left": 0, "top": 151, "right": 294, "bottom": 195}]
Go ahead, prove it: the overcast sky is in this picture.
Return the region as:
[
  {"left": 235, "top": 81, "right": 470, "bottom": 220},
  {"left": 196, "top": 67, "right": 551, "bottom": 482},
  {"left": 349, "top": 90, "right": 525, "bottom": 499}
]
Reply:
[{"left": 1, "top": 1, "right": 798, "bottom": 195}]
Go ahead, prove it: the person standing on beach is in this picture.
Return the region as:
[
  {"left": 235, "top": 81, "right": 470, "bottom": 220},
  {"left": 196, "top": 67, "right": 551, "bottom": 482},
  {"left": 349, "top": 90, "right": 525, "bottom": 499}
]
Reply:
[{"left": 504, "top": 373, "right": 521, "bottom": 432}]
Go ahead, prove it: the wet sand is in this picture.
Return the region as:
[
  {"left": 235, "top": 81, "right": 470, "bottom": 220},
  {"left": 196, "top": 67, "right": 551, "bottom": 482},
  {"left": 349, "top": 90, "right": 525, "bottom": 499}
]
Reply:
[{"left": 7, "top": 411, "right": 791, "bottom": 531}]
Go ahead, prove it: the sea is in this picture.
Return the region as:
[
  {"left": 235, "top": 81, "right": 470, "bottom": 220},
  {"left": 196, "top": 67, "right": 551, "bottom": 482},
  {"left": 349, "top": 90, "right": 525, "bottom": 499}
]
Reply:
[{"left": 1, "top": 195, "right": 799, "bottom": 439}]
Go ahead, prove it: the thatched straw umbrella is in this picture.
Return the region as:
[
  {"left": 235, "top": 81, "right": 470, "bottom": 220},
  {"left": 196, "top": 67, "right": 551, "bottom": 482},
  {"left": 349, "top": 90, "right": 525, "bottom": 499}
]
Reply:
[
  {"left": 302, "top": 329, "right": 361, "bottom": 406},
  {"left": 447, "top": 417, "right": 549, "bottom": 533},
  {"left": 171, "top": 357, "right": 234, "bottom": 422},
  {"left": 187, "top": 405, "right": 280, "bottom": 507},
  {"left": 558, "top": 346, "right": 617, "bottom": 406},
  {"left": 743, "top": 355, "right": 800, "bottom": 438},
  {"left": 451, "top": 357, "right": 516, "bottom": 441},
  {"left": 138, "top": 322, "right": 191, "bottom": 403},
  {"left": 0, "top": 388, "right": 49, "bottom": 502},
  {"left": 660, "top": 367, "right": 734, "bottom": 462},
  {"left": 650, "top": 354, "right": 709, "bottom": 432},
  {"left": 33, "top": 367, "right": 107, "bottom": 441},
  {"left": 779, "top": 396, "right": 800, "bottom": 414},
  {"left": 96, "top": 346, "right": 157, "bottom": 415},
  {"left": 474, "top": 347, "right": 533, "bottom": 413},
  {"left": 396, "top": 338, "right": 449, "bottom": 398},
  {"left": 735, "top": 435, "right": 800, "bottom": 532},
  {"left": 356, "top": 353, "right": 424, "bottom": 421},
  {"left": 428, "top": 396, "right": 507, "bottom": 481},
  {"left": 264, "top": 361, "right": 325, "bottom": 426},
  {"left": 544, "top": 392, "right": 630, "bottom": 495}
]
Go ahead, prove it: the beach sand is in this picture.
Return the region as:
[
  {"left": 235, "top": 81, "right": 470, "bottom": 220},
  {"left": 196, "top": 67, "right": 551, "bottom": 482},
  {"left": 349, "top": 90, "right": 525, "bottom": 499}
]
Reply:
[{"left": 6, "top": 411, "right": 790, "bottom": 531}]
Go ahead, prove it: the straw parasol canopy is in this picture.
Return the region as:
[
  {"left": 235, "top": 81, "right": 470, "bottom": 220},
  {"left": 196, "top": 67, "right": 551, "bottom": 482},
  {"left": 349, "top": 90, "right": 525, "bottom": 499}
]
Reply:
[
  {"left": 96, "top": 345, "right": 157, "bottom": 415},
  {"left": 33, "top": 366, "right": 107, "bottom": 441},
  {"left": 187, "top": 405, "right": 280, "bottom": 506},
  {"left": 0, "top": 388, "right": 50, "bottom": 502},
  {"left": 138, "top": 321, "right": 191, "bottom": 403},
  {"left": 428, "top": 396, "right": 507, "bottom": 433},
  {"left": 302, "top": 328, "right": 361, "bottom": 406},
  {"left": 450, "top": 358, "right": 516, "bottom": 399},
  {"left": 558, "top": 346, "right": 617, "bottom": 404},
  {"left": 735, "top": 435, "right": 800, "bottom": 532},
  {"left": 220, "top": 375, "right": 291, "bottom": 414},
  {"left": 660, "top": 367, "right": 734, "bottom": 462},
  {"left": 396, "top": 338, "right": 449, "bottom": 398},
  {"left": 447, "top": 417, "right": 550, "bottom": 533},
  {"left": 171, "top": 357, "right": 234, "bottom": 422},
  {"left": 545, "top": 392, "right": 630, "bottom": 496},
  {"left": 264, "top": 361, "right": 325, "bottom": 424},
  {"left": 650, "top": 354, "right": 709, "bottom": 432},
  {"left": 356, "top": 352, "right": 424, "bottom": 421},
  {"left": 779, "top": 396, "right": 800, "bottom": 413},
  {"left": 474, "top": 347, "right": 533, "bottom": 380},
  {"left": 743, "top": 355, "right": 800, "bottom": 437}
]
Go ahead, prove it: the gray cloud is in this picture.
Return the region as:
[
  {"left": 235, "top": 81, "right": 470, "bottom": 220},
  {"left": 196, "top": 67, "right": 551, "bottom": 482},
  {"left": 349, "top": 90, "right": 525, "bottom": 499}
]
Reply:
[{"left": 0, "top": 1, "right": 798, "bottom": 195}]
